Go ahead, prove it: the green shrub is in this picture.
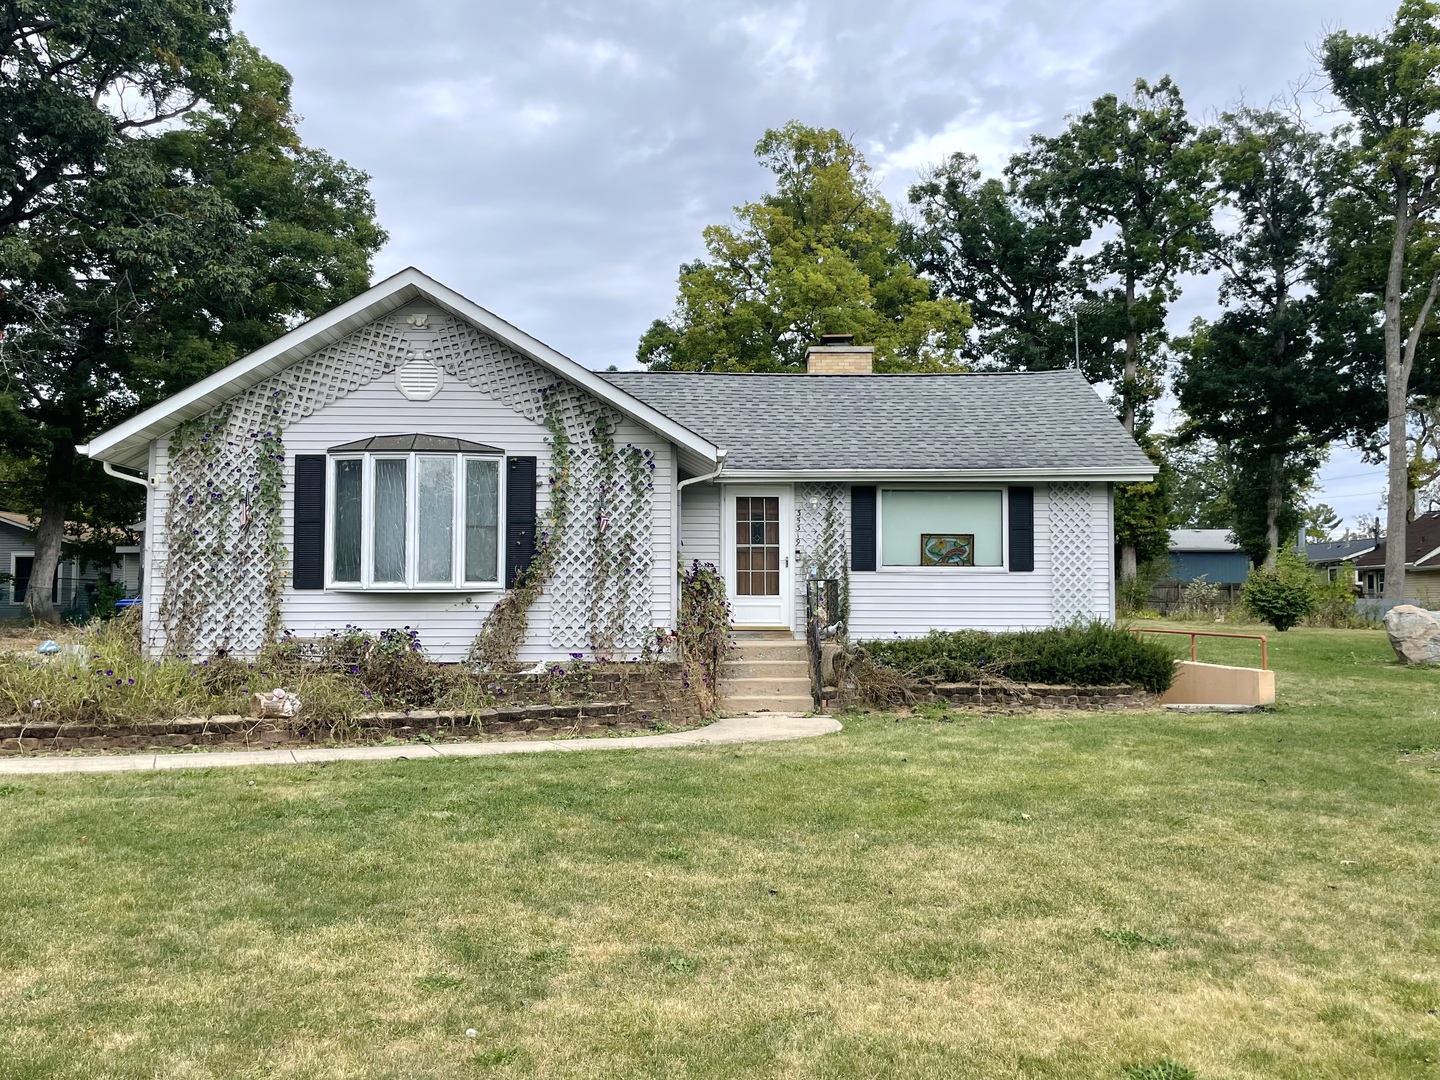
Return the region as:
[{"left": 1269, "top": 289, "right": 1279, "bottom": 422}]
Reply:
[
  {"left": 1242, "top": 548, "right": 1321, "bottom": 631},
  {"left": 861, "top": 623, "right": 1179, "bottom": 694}
]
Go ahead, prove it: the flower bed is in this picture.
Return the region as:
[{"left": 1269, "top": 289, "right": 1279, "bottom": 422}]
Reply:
[{"left": 0, "top": 699, "right": 686, "bottom": 755}]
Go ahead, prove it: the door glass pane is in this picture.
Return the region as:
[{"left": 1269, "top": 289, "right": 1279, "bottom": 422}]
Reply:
[
  {"left": 735, "top": 496, "right": 781, "bottom": 598},
  {"left": 465, "top": 458, "right": 499, "bottom": 582},
  {"left": 417, "top": 456, "right": 454, "bottom": 583},
  {"left": 373, "top": 458, "right": 407, "bottom": 583},
  {"left": 333, "top": 460, "right": 363, "bottom": 582}
]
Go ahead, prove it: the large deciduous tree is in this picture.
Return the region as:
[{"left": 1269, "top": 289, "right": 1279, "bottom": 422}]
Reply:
[
  {"left": 638, "top": 122, "right": 969, "bottom": 372},
  {"left": 1018, "top": 79, "right": 1214, "bottom": 581},
  {"left": 0, "top": 7, "right": 384, "bottom": 620},
  {"left": 1174, "top": 109, "right": 1382, "bottom": 566},
  {"left": 1322, "top": 0, "right": 1440, "bottom": 600}
]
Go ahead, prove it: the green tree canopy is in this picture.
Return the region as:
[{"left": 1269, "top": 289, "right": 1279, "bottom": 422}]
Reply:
[
  {"left": 0, "top": 6, "right": 385, "bottom": 620},
  {"left": 637, "top": 122, "right": 969, "bottom": 372},
  {"left": 1174, "top": 109, "right": 1382, "bottom": 566},
  {"left": 1015, "top": 77, "right": 1215, "bottom": 439},
  {"left": 905, "top": 152, "right": 1087, "bottom": 371},
  {"left": 1322, "top": 0, "right": 1440, "bottom": 599}
]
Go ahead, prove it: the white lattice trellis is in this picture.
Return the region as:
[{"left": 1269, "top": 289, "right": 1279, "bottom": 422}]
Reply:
[
  {"left": 1049, "top": 481, "right": 1095, "bottom": 624},
  {"left": 158, "top": 310, "right": 653, "bottom": 657},
  {"left": 795, "top": 483, "right": 849, "bottom": 622}
]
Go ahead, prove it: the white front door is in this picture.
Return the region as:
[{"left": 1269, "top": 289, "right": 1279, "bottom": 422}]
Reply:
[{"left": 723, "top": 485, "right": 793, "bottom": 629}]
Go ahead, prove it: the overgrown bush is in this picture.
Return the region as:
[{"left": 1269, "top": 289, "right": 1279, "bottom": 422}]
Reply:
[
  {"left": 1242, "top": 548, "right": 1321, "bottom": 631},
  {"left": 861, "top": 623, "right": 1179, "bottom": 694},
  {"left": 675, "top": 561, "right": 731, "bottom": 715},
  {"left": 1303, "top": 561, "right": 1369, "bottom": 628},
  {"left": 1175, "top": 574, "right": 1224, "bottom": 619},
  {"left": 0, "top": 620, "right": 463, "bottom": 730},
  {"left": 1117, "top": 559, "right": 1167, "bottom": 616},
  {"left": 1, "top": 619, "right": 706, "bottom": 733}
]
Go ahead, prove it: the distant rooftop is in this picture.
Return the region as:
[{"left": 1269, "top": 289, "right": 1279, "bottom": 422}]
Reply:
[{"left": 1168, "top": 529, "right": 1241, "bottom": 553}]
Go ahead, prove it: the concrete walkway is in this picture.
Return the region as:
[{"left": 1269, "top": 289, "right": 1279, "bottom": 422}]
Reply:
[{"left": 0, "top": 714, "right": 841, "bottom": 776}]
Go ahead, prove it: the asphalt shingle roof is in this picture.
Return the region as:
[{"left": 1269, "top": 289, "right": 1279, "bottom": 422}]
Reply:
[
  {"left": 1304, "top": 538, "right": 1377, "bottom": 564},
  {"left": 599, "top": 369, "right": 1154, "bottom": 474}
]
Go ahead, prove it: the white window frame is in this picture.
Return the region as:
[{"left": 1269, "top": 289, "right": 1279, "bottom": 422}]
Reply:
[
  {"left": 324, "top": 451, "right": 505, "bottom": 591},
  {"left": 6, "top": 550, "right": 75, "bottom": 606},
  {"left": 877, "top": 485, "right": 1010, "bottom": 571}
]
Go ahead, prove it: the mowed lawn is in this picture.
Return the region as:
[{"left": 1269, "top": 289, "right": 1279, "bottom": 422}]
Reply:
[{"left": 1, "top": 626, "right": 1437, "bottom": 1079}]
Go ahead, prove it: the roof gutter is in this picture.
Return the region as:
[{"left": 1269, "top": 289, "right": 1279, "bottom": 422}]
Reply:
[
  {"left": 717, "top": 465, "right": 1158, "bottom": 483},
  {"left": 677, "top": 448, "right": 727, "bottom": 492}
]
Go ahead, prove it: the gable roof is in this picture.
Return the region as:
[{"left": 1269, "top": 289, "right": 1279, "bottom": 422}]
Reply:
[
  {"left": 600, "top": 370, "right": 1156, "bottom": 479},
  {"left": 79, "top": 268, "right": 720, "bottom": 474},
  {"left": 1353, "top": 512, "right": 1440, "bottom": 568},
  {"left": 1168, "top": 529, "right": 1243, "bottom": 553}
]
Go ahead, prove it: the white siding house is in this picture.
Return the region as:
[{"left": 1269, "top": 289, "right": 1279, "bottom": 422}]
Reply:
[{"left": 82, "top": 268, "right": 1154, "bottom": 661}]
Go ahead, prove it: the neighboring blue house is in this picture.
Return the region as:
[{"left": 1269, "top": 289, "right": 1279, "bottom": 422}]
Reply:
[{"left": 1166, "top": 529, "right": 1251, "bottom": 584}]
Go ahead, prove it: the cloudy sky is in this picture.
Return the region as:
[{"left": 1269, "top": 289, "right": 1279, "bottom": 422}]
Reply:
[{"left": 237, "top": 0, "right": 1392, "bottom": 530}]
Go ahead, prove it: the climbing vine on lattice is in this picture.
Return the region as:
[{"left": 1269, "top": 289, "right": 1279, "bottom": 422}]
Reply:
[
  {"left": 471, "top": 387, "right": 656, "bottom": 667},
  {"left": 470, "top": 390, "right": 573, "bottom": 668},
  {"left": 158, "top": 392, "right": 288, "bottom": 657}
]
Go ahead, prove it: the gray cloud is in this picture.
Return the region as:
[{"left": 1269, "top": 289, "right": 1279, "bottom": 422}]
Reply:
[{"left": 238, "top": 0, "right": 1390, "bottom": 522}]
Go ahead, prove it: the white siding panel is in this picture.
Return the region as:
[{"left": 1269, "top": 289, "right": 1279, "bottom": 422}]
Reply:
[
  {"left": 1094, "top": 482, "right": 1115, "bottom": 621},
  {"left": 848, "top": 481, "right": 1112, "bottom": 638},
  {"left": 679, "top": 483, "right": 721, "bottom": 567},
  {"left": 140, "top": 373, "right": 677, "bottom": 662},
  {"left": 277, "top": 378, "right": 552, "bottom": 661},
  {"left": 142, "top": 438, "right": 168, "bottom": 656}
]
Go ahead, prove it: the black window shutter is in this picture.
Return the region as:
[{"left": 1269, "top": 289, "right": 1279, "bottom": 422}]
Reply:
[
  {"left": 1009, "top": 486, "right": 1035, "bottom": 572},
  {"left": 293, "top": 455, "right": 325, "bottom": 590},
  {"left": 506, "top": 456, "right": 538, "bottom": 588},
  {"left": 851, "top": 485, "right": 877, "bottom": 571}
]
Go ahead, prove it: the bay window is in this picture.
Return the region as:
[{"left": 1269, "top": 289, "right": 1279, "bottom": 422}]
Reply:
[{"left": 327, "top": 436, "right": 502, "bottom": 589}]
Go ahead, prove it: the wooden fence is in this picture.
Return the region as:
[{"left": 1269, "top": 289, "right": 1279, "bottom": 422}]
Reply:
[{"left": 1146, "top": 580, "right": 1244, "bottom": 616}]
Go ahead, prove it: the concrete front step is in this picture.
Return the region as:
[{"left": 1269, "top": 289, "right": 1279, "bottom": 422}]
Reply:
[
  {"left": 730, "top": 640, "right": 808, "bottom": 661},
  {"left": 724, "top": 695, "right": 815, "bottom": 714},
  {"left": 723, "top": 659, "right": 810, "bottom": 679},
  {"left": 723, "top": 676, "right": 812, "bottom": 699}
]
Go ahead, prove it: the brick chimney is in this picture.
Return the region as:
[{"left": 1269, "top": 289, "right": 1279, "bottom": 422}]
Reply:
[{"left": 805, "top": 333, "right": 873, "bottom": 374}]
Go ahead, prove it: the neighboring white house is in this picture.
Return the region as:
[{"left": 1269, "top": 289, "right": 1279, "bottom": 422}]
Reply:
[{"left": 79, "top": 268, "right": 1156, "bottom": 661}]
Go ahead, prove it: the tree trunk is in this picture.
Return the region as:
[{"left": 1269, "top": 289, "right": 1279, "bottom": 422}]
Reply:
[
  {"left": 1384, "top": 208, "right": 1413, "bottom": 601},
  {"left": 1263, "top": 452, "right": 1285, "bottom": 568},
  {"left": 25, "top": 442, "right": 76, "bottom": 624},
  {"left": 1119, "top": 273, "right": 1139, "bottom": 581}
]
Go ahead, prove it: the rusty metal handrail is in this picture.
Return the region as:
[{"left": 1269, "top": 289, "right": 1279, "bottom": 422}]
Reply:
[{"left": 1128, "top": 627, "right": 1268, "bottom": 670}]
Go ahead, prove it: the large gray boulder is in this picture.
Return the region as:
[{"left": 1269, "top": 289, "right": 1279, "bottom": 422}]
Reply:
[{"left": 1383, "top": 604, "right": 1440, "bottom": 664}]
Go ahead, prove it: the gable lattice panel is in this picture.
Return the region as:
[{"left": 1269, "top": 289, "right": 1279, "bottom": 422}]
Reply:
[
  {"left": 159, "top": 313, "right": 652, "bottom": 657},
  {"left": 1049, "top": 481, "right": 1095, "bottom": 624}
]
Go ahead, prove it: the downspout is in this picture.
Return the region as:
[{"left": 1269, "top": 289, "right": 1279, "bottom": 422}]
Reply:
[
  {"left": 675, "top": 449, "right": 727, "bottom": 595},
  {"left": 101, "top": 460, "right": 152, "bottom": 489},
  {"left": 676, "top": 448, "right": 727, "bottom": 495}
]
